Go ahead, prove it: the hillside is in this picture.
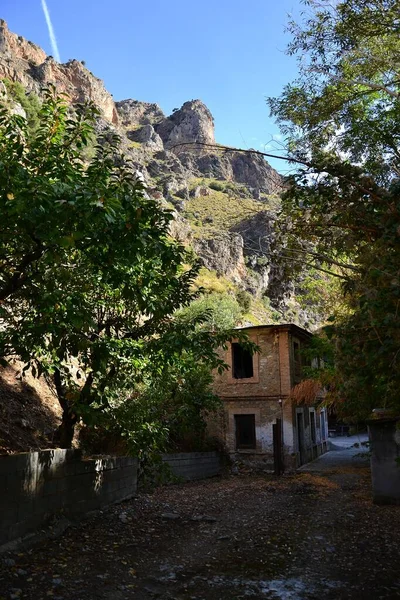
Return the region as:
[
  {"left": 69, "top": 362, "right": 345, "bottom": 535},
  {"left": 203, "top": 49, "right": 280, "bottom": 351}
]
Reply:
[
  {"left": 0, "top": 18, "right": 333, "bottom": 330},
  {"left": 0, "top": 364, "right": 61, "bottom": 454}
]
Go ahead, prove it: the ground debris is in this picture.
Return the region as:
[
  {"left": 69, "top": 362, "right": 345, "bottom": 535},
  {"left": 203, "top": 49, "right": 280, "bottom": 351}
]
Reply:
[{"left": 0, "top": 468, "right": 399, "bottom": 599}]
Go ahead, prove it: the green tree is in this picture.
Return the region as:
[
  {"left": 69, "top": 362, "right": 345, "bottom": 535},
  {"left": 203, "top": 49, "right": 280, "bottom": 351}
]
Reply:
[
  {"left": 269, "top": 0, "right": 400, "bottom": 418},
  {"left": 177, "top": 292, "right": 244, "bottom": 330},
  {"left": 0, "top": 87, "right": 232, "bottom": 447}
]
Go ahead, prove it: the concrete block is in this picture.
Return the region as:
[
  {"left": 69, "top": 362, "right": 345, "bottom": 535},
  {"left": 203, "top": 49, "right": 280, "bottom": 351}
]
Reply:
[
  {"left": 73, "top": 461, "right": 96, "bottom": 476},
  {"left": 0, "top": 450, "right": 138, "bottom": 547},
  {"left": 368, "top": 416, "right": 400, "bottom": 505}
]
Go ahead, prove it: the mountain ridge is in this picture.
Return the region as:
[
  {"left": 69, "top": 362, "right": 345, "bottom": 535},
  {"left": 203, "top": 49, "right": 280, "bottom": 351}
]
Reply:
[{"left": 0, "top": 19, "right": 329, "bottom": 330}]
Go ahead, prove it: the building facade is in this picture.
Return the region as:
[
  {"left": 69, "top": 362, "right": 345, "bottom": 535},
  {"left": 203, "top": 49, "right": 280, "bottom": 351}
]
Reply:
[{"left": 211, "top": 324, "right": 328, "bottom": 470}]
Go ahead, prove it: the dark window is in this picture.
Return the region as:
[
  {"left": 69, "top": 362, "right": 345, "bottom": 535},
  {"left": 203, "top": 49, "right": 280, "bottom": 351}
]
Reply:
[
  {"left": 232, "top": 343, "right": 254, "bottom": 379},
  {"left": 235, "top": 414, "right": 256, "bottom": 449},
  {"left": 310, "top": 411, "right": 316, "bottom": 444}
]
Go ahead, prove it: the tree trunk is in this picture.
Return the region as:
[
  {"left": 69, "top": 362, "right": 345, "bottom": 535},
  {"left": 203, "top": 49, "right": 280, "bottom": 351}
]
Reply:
[
  {"left": 53, "top": 367, "right": 77, "bottom": 448},
  {"left": 56, "top": 409, "right": 77, "bottom": 448}
]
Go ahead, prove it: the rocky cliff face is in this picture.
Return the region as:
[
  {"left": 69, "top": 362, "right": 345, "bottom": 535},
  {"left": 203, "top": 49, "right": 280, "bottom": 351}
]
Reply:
[
  {"left": 155, "top": 100, "right": 215, "bottom": 150},
  {"left": 0, "top": 19, "right": 46, "bottom": 63},
  {"left": 0, "top": 20, "right": 325, "bottom": 329},
  {"left": 0, "top": 19, "right": 118, "bottom": 123},
  {"left": 115, "top": 99, "right": 165, "bottom": 127}
]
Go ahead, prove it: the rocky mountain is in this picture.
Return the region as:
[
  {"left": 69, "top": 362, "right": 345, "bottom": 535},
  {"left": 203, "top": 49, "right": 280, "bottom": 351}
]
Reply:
[{"left": 0, "top": 19, "right": 329, "bottom": 329}]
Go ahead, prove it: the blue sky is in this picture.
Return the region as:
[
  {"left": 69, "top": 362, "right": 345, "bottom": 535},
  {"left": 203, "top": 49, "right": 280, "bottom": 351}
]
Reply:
[{"left": 2, "top": 0, "right": 303, "bottom": 171}]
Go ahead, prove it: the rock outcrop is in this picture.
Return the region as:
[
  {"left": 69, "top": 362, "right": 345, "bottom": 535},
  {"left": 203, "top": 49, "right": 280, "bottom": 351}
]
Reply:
[
  {"left": 155, "top": 100, "right": 215, "bottom": 151},
  {"left": 193, "top": 233, "right": 246, "bottom": 281},
  {"left": 0, "top": 20, "right": 118, "bottom": 123},
  {"left": 128, "top": 124, "right": 164, "bottom": 152},
  {"left": 0, "top": 20, "right": 325, "bottom": 328},
  {"left": 0, "top": 19, "right": 46, "bottom": 64},
  {"left": 178, "top": 150, "right": 282, "bottom": 196},
  {"left": 115, "top": 99, "right": 165, "bottom": 127}
]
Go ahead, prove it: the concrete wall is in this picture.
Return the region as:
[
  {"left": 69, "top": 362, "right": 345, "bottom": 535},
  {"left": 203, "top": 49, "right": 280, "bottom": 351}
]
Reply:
[
  {"left": 0, "top": 449, "right": 138, "bottom": 548},
  {"left": 368, "top": 416, "right": 400, "bottom": 505},
  {"left": 162, "top": 452, "right": 221, "bottom": 481}
]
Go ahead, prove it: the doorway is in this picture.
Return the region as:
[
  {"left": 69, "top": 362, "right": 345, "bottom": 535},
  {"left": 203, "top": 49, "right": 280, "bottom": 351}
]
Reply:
[{"left": 297, "top": 411, "right": 305, "bottom": 465}]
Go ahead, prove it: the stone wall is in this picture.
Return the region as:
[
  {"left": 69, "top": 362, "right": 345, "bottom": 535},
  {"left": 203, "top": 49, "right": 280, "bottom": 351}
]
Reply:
[
  {"left": 162, "top": 452, "right": 221, "bottom": 481},
  {"left": 0, "top": 449, "right": 138, "bottom": 548}
]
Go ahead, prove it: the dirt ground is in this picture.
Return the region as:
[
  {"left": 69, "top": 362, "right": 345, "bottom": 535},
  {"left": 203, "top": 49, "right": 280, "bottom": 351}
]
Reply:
[
  {"left": 0, "top": 364, "right": 61, "bottom": 455},
  {"left": 1, "top": 466, "right": 400, "bottom": 600}
]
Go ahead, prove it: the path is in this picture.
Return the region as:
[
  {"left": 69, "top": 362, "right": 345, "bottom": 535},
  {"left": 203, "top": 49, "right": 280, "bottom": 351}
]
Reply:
[
  {"left": 1, "top": 455, "right": 399, "bottom": 600},
  {"left": 298, "top": 434, "right": 370, "bottom": 472}
]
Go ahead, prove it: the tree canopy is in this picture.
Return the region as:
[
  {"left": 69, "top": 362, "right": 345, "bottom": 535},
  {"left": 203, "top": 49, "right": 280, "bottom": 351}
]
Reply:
[
  {"left": 0, "top": 87, "right": 235, "bottom": 448},
  {"left": 269, "top": 0, "right": 400, "bottom": 419}
]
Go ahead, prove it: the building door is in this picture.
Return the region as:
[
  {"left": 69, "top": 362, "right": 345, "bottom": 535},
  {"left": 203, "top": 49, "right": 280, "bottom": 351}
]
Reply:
[
  {"left": 297, "top": 411, "right": 305, "bottom": 465},
  {"left": 235, "top": 414, "right": 256, "bottom": 450}
]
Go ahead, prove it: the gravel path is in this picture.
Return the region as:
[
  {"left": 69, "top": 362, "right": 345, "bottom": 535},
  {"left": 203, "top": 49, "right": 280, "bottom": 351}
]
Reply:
[{"left": 0, "top": 455, "right": 399, "bottom": 600}]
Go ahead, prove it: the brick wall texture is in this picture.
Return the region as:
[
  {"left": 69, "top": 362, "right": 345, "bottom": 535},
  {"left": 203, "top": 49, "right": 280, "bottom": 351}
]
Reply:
[
  {"left": 0, "top": 449, "right": 138, "bottom": 548},
  {"left": 211, "top": 325, "right": 328, "bottom": 469}
]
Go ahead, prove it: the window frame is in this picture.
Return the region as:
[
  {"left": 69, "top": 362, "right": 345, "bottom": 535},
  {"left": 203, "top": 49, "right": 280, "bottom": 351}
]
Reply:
[
  {"left": 234, "top": 414, "right": 257, "bottom": 450},
  {"left": 231, "top": 342, "right": 254, "bottom": 380},
  {"left": 227, "top": 338, "right": 259, "bottom": 384}
]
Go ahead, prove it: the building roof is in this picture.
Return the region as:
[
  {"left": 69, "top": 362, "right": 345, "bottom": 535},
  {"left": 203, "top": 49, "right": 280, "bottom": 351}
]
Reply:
[{"left": 234, "top": 323, "right": 313, "bottom": 339}]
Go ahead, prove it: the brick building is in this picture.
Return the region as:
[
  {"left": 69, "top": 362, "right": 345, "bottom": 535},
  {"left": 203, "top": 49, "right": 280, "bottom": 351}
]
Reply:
[{"left": 211, "top": 324, "right": 328, "bottom": 470}]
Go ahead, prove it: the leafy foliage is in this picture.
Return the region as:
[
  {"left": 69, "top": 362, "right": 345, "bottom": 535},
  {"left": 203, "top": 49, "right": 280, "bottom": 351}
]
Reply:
[
  {"left": 269, "top": 0, "right": 400, "bottom": 417},
  {"left": 0, "top": 87, "right": 237, "bottom": 448},
  {"left": 177, "top": 293, "right": 244, "bottom": 330}
]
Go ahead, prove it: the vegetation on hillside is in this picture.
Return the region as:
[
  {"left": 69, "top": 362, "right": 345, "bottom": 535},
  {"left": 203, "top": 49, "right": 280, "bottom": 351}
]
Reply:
[
  {"left": 1, "top": 78, "right": 41, "bottom": 131},
  {"left": 184, "top": 179, "right": 263, "bottom": 237}
]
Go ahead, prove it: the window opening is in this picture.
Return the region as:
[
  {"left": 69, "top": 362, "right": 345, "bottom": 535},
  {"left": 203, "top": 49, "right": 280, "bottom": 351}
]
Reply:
[
  {"left": 235, "top": 414, "right": 256, "bottom": 450},
  {"left": 232, "top": 343, "right": 254, "bottom": 379}
]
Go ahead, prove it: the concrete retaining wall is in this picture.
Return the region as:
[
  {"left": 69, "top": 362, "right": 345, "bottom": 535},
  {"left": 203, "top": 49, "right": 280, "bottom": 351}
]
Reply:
[
  {"left": 0, "top": 449, "right": 138, "bottom": 548},
  {"left": 162, "top": 451, "right": 221, "bottom": 481},
  {"left": 368, "top": 416, "right": 400, "bottom": 505}
]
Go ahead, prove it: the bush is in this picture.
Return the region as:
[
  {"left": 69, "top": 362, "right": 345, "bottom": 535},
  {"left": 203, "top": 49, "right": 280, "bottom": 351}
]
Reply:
[
  {"left": 177, "top": 292, "right": 243, "bottom": 330},
  {"left": 236, "top": 290, "right": 252, "bottom": 312},
  {"left": 208, "top": 180, "right": 225, "bottom": 192},
  {"left": 2, "top": 79, "right": 41, "bottom": 131}
]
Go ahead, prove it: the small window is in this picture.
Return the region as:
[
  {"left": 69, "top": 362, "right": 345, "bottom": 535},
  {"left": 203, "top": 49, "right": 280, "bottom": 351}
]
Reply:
[
  {"left": 232, "top": 343, "right": 254, "bottom": 379},
  {"left": 310, "top": 411, "right": 316, "bottom": 444},
  {"left": 235, "top": 414, "right": 256, "bottom": 449}
]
